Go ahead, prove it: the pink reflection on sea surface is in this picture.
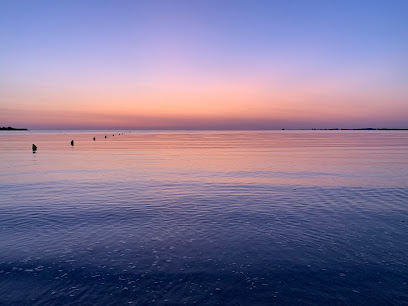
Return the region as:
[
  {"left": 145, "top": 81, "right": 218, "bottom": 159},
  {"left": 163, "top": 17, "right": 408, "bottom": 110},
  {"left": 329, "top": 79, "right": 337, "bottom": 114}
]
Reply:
[{"left": 0, "top": 130, "right": 407, "bottom": 188}]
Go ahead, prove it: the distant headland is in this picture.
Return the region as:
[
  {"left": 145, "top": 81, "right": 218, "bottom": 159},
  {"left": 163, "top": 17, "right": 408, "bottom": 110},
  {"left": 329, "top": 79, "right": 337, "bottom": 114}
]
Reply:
[{"left": 0, "top": 126, "right": 28, "bottom": 131}]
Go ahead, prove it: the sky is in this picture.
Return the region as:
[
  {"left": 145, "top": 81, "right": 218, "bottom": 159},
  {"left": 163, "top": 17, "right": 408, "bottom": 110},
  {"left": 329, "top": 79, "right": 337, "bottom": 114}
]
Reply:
[{"left": 1, "top": 0, "right": 407, "bottom": 129}]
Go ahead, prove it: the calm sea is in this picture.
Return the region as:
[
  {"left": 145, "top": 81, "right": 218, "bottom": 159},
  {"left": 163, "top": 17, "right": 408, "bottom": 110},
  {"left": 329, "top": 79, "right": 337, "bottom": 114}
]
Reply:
[{"left": 0, "top": 130, "right": 407, "bottom": 305}]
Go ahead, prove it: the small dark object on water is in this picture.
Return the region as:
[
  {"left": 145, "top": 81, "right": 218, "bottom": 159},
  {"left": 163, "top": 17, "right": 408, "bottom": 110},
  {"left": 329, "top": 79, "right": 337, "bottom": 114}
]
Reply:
[
  {"left": 32, "top": 144, "right": 37, "bottom": 152},
  {"left": 71, "top": 140, "right": 74, "bottom": 146},
  {"left": 113, "top": 134, "right": 114, "bottom": 136},
  {"left": 105, "top": 136, "right": 107, "bottom": 138},
  {"left": 93, "top": 137, "right": 95, "bottom": 141}
]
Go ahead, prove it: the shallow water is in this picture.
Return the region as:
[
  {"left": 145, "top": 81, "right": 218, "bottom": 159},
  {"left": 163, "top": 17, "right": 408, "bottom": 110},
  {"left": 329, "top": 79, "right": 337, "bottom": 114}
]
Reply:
[{"left": 0, "top": 130, "right": 407, "bottom": 305}]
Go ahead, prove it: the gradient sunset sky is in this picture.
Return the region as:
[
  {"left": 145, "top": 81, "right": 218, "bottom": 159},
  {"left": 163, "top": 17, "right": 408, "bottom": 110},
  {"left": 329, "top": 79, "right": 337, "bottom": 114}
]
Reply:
[{"left": 1, "top": 0, "right": 407, "bottom": 129}]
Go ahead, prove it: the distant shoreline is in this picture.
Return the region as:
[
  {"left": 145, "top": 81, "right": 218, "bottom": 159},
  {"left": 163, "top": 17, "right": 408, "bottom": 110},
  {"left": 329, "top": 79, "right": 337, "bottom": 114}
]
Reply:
[
  {"left": 1, "top": 127, "right": 407, "bottom": 131},
  {"left": 310, "top": 128, "right": 408, "bottom": 131},
  {"left": 0, "top": 127, "right": 28, "bottom": 131}
]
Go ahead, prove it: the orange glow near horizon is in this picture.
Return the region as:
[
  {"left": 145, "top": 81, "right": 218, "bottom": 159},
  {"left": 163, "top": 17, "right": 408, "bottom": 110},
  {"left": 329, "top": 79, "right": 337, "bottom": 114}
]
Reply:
[{"left": 2, "top": 70, "right": 407, "bottom": 129}]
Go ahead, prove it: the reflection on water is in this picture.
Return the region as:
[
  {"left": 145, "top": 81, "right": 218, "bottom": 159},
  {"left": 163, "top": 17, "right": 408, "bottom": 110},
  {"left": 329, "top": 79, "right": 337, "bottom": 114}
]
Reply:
[{"left": 0, "top": 131, "right": 407, "bottom": 304}]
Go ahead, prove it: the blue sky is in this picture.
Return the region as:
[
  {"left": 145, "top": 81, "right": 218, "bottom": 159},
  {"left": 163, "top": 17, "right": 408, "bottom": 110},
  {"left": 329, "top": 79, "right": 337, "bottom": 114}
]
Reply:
[{"left": 1, "top": 0, "right": 407, "bottom": 129}]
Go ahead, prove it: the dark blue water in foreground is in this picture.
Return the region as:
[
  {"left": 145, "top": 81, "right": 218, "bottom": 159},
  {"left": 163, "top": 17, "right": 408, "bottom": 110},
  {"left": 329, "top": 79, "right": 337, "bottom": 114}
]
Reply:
[{"left": 0, "top": 131, "right": 407, "bottom": 305}]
